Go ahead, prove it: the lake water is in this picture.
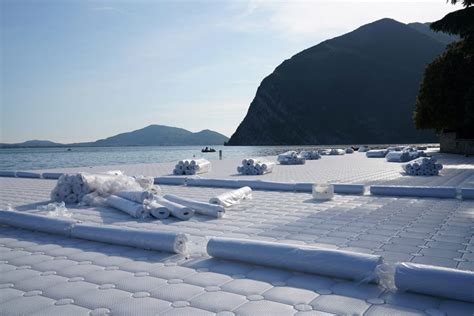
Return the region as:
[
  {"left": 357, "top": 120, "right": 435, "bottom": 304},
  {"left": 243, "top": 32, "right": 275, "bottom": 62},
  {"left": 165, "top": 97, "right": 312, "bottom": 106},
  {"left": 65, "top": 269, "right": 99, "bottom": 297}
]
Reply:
[{"left": 0, "top": 145, "right": 329, "bottom": 171}]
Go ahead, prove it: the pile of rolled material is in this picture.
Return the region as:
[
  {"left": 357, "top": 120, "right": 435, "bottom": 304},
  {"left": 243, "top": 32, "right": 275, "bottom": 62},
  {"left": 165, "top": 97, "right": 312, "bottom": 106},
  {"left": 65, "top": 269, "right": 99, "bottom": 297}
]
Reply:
[
  {"left": 173, "top": 158, "right": 211, "bottom": 175},
  {"left": 50, "top": 174, "right": 92, "bottom": 204},
  {"left": 299, "top": 150, "right": 321, "bottom": 160},
  {"left": 345, "top": 147, "right": 354, "bottom": 154},
  {"left": 51, "top": 172, "right": 156, "bottom": 205},
  {"left": 277, "top": 151, "right": 306, "bottom": 165},
  {"left": 237, "top": 158, "right": 275, "bottom": 175},
  {"left": 163, "top": 194, "right": 225, "bottom": 218},
  {"left": 358, "top": 146, "right": 370, "bottom": 152},
  {"left": 209, "top": 186, "right": 252, "bottom": 207},
  {"left": 366, "top": 149, "right": 388, "bottom": 158},
  {"left": 386, "top": 148, "right": 426, "bottom": 162},
  {"left": 329, "top": 148, "right": 345, "bottom": 155},
  {"left": 402, "top": 157, "right": 443, "bottom": 176}
]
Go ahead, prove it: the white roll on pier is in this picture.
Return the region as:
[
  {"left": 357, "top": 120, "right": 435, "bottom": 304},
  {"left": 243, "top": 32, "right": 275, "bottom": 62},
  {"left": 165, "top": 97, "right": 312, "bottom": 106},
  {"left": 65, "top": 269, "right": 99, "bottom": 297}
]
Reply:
[
  {"left": 395, "top": 262, "right": 474, "bottom": 303},
  {"left": 207, "top": 237, "right": 382, "bottom": 282}
]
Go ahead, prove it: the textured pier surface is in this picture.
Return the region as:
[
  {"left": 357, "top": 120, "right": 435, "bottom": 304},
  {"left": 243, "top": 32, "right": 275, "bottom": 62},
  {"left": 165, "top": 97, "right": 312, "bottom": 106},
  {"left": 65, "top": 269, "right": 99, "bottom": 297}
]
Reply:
[{"left": 1, "top": 152, "right": 474, "bottom": 315}]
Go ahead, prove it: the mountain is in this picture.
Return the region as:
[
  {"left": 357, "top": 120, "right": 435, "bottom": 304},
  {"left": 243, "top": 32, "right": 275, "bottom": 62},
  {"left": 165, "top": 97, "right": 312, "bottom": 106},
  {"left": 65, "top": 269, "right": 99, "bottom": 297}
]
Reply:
[
  {"left": 93, "top": 125, "right": 228, "bottom": 146},
  {"left": 408, "top": 22, "right": 459, "bottom": 45},
  {"left": 0, "top": 140, "right": 63, "bottom": 148},
  {"left": 0, "top": 125, "right": 228, "bottom": 148},
  {"left": 227, "top": 18, "right": 452, "bottom": 145}
]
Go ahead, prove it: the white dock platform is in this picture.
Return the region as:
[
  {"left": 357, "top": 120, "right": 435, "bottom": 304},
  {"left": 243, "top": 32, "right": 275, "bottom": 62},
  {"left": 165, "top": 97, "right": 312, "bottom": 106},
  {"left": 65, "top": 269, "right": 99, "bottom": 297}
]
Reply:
[{"left": 1, "top": 152, "right": 474, "bottom": 315}]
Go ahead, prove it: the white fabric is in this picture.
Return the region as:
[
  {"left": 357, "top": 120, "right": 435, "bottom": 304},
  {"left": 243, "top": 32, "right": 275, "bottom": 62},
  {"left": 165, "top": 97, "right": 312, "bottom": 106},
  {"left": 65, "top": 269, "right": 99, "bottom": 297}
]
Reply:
[
  {"left": 153, "top": 196, "right": 194, "bottom": 220},
  {"left": 162, "top": 194, "right": 225, "bottom": 218},
  {"left": 207, "top": 237, "right": 382, "bottom": 282},
  {"left": 312, "top": 183, "right": 334, "bottom": 200},
  {"left": 209, "top": 187, "right": 252, "bottom": 207},
  {"left": 370, "top": 185, "right": 457, "bottom": 198},
  {"left": 173, "top": 159, "right": 211, "bottom": 175},
  {"left": 402, "top": 157, "right": 443, "bottom": 176},
  {"left": 238, "top": 158, "right": 275, "bottom": 175},
  {"left": 277, "top": 151, "right": 306, "bottom": 165},
  {"left": 461, "top": 188, "right": 474, "bottom": 199},
  {"left": 106, "top": 195, "right": 146, "bottom": 218},
  {"left": 148, "top": 201, "right": 170, "bottom": 219},
  {"left": 366, "top": 150, "right": 387, "bottom": 158},
  {"left": 71, "top": 223, "right": 188, "bottom": 254},
  {"left": 395, "top": 262, "right": 474, "bottom": 303},
  {"left": 300, "top": 150, "right": 322, "bottom": 160},
  {"left": 115, "top": 190, "right": 152, "bottom": 204},
  {"left": 0, "top": 209, "right": 76, "bottom": 236}
]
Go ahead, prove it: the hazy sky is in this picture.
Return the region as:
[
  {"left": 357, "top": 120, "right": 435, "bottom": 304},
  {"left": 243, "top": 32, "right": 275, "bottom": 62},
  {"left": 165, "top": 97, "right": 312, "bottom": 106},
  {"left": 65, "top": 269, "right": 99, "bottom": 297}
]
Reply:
[{"left": 0, "top": 0, "right": 459, "bottom": 143}]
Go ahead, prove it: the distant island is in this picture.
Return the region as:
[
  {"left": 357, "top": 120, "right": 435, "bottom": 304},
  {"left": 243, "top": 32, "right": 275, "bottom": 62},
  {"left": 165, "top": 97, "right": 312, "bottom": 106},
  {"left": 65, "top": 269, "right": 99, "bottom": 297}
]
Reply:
[
  {"left": 0, "top": 125, "right": 229, "bottom": 148},
  {"left": 227, "top": 19, "right": 458, "bottom": 145}
]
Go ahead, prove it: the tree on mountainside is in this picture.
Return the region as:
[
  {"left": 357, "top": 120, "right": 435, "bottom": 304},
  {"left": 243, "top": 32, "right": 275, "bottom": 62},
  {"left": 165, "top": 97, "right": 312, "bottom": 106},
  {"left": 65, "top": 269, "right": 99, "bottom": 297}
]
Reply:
[{"left": 414, "top": 1, "right": 474, "bottom": 138}]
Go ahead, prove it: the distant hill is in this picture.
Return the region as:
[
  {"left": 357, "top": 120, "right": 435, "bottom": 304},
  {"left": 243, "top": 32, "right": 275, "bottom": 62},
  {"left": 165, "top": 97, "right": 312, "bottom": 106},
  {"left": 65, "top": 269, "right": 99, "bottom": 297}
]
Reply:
[
  {"left": 0, "top": 125, "right": 228, "bottom": 148},
  {"left": 92, "top": 125, "right": 228, "bottom": 146},
  {"left": 0, "top": 140, "right": 63, "bottom": 148},
  {"left": 228, "top": 18, "right": 454, "bottom": 145},
  {"left": 408, "top": 22, "right": 459, "bottom": 45}
]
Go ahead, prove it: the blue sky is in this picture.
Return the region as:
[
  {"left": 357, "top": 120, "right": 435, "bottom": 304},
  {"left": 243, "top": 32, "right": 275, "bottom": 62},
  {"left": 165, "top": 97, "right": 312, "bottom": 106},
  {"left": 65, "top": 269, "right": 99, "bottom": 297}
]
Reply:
[{"left": 0, "top": 0, "right": 459, "bottom": 143}]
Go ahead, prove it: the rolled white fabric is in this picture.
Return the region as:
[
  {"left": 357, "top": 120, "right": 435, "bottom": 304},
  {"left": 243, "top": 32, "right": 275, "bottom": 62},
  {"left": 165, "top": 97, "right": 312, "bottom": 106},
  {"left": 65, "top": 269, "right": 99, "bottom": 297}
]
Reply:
[
  {"left": 16, "top": 171, "right": 41, "bottom": 179},
  {"left": 207, "top": 238, "right": 382, "bottom": 282},
  {"left": 370, "top": 185, "right": 456, "bottom": 199},
  {"left": 71, "top": 223, "right": 188, "bottom": 254},
  {"left": 115, "top": 190, "right": 152, "bottom": 204},
  {"left": 148, "top": 201, "right": 170, "bottom": 219},
  {"left": 366, "top": 150, "right": 387, "bottom": 158},
  {"left": 163, "top": 194, "right": 225, "bottom": 218},
  {"left": 0, "top": 209, "right": 76, "bottom": 236},
  {"left": 106, "top": 195, "right": 146, "bottom": 218},
  {"left": 461, "top": 188, "right": 474, "bottom": 200},
  {"left": 209, "top": 187, "right": 252, "bottom": 207},
  {"left": 153, "top": 196, "right": 194, "bottom": 220},
  {"left": 395, "top": 262, "right": 474, "bottom": 303},
  {"left": 0, "top": 170, "right": 17, "bottom": 177}
]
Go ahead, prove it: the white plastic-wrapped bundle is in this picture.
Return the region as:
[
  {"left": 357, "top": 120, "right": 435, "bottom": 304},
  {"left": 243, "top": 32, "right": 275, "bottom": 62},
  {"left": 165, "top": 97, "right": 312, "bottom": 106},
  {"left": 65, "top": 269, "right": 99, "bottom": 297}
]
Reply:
[
  {"left": 209, "top": 187, "right": 252, "bottom": 207},
  {"left": 395, "top": 262, "right": 474, "bottom": 303},
  {"left": 148, "top": 201, "right": 171, "bottom": 219},
  {"left": 173, "top": 158, "right": 211, "bottom": 175},
  {"left": 207, "top": 238, "right": 383, "bottom": 282},
  {"left": 237, "top": 158, "right": 275, "bottom": 175},
  {"left": 386, "top": 151, "right": 411, "bottom": 162},
  {"left": 115, "top": 191, "right": 153, "bottom": 204},
  {"left": 402, "top": 157, "right": 443, "bottom": 176},
  {"left": 277, "top": 151, "right": 306, "bottom": 165},
  {"left": 50, "top": 172, "right": 158, "bottom": 206},
  {"left": 106, "top": 195, "right": 147, "bottom": 218},
  {"left": 71, "top": 223, "right": 188, "bottom": 254},
  {"left": 366, "top": 149, "right": 387, "bottom": 158},
  {"left": 153, "top": 196, "right": 194, "bottom": 220},
  {"left": 329, "top": 148, "right": 346, "bottom": 155},
  {"left": 50, "top": 174, "right": 91, "bottom": 204},
  {"left": 358, "top": 146, "right": 370, "bottom": 152},
  {"left": 0, "top": 209, "right": 76, "bottom": 236},
  {"left": 345, "top": 147, "right": 354, "bottom": 154},
  {"left": 312, "top": 183, "right": 334, "bottom": 200},
  {"left": 163, "top": 194, "right": 225, "bottom": 218},
  {"left": 299, "top": 150, "right": 321, "bottom": 160}
]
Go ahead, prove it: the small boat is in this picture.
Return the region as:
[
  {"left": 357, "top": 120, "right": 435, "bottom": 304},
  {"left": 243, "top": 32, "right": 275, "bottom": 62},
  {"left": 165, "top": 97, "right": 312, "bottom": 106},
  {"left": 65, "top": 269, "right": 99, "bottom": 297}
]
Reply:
[{"left": 201, "top": 147, "right": 216, "bottom": 153}]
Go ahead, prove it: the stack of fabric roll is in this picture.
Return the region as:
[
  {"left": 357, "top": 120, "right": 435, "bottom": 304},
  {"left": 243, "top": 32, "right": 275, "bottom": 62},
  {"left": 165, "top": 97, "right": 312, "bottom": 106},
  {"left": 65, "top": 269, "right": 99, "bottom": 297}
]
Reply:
[
  {"left": 329, "top": 148, "right": 346, "bottom": 155},
  {"left": 358, "top": 146, "right": 370, "bottom": 152},
  {"left": 345, "top": 147, "right": 354, "bottom": 154},
  {"left": 299, "top": 150, "right": 321, "bottom": 160},
  {"left": 237, "top": 158, "right": 275, "bottom": 175},
  {"left": 402, "top": 157, "right": 443, "bottom": 176},
  {"left": 173, "top": 158, "right": 211, "bottom": 175},
  {"left": 277, "top": 151, "right": 306, "bottom": 165},
  {"left": 366, "top": 149, "right": 388, "bottom": 158},
  {"left": 50, "top": 174, "right": 91, "bottom": 204},
  {"left": 51, "top": 172, "right": 157, "bottom": 205},
  {"left": 386, "top": 148, "right": 426, "bottom": 162}
]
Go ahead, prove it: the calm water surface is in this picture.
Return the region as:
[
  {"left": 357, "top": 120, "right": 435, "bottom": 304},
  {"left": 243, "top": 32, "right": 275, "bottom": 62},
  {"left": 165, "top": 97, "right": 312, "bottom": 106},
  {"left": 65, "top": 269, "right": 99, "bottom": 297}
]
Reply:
[{"left": 0, "top": 145, "right": 331, "bottom": 170}]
